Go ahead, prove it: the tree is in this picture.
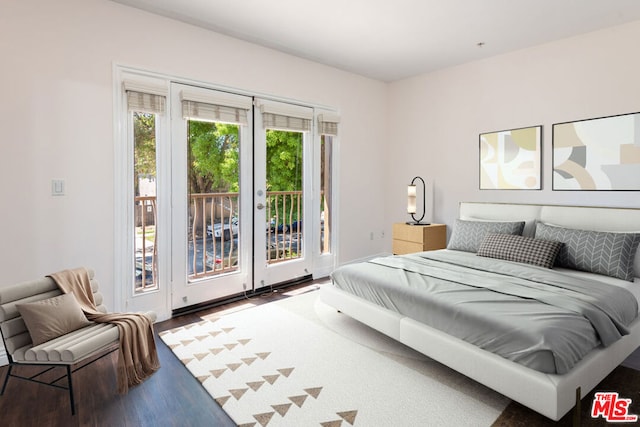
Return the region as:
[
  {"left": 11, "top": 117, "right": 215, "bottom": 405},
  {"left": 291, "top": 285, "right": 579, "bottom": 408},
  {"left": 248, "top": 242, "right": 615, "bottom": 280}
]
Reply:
[
  {"left": 134, "top": 116, "right": 303, "bottom": 196},
  {"left": 266, "top": 130, "right": 302, "bottom": 191},
  {"left": 133, "top": 112, "right": 157, "bottom": 196},
  {"left": 188, "top": 121, "right": 239, "bottom": 194}
]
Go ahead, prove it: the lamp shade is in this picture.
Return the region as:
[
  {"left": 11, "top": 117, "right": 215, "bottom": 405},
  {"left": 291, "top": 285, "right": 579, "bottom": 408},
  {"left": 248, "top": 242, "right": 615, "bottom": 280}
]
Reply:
[
  {"left": 406, "top": 176, "right": 428, "bottom": 225},
  {"left": 407, "top": 185, "right": 417, "bottom": 214}
]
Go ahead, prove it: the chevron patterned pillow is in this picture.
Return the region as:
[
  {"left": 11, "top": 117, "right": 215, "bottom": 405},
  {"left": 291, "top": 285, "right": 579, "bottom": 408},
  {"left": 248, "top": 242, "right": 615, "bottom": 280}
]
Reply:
[
  {"left": 535, "top": 222, "right": 640, "bottom": 281},
  {"left": 447, "top": 219, "right": 525, "bottom": 253},
  {"left": 477, "top": 233, "right": 563, "bottom": 269}
]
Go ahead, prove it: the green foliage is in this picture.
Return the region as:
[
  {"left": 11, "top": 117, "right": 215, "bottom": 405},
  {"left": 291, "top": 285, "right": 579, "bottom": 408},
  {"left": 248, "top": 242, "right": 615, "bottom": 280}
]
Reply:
[
  {"left": 266, "top": 130, "right": 302, "bottom": 191},
  {"left": 133, "top": 113, "right": 157, "bottom": 196},
  {"left": 133, "top": 115, "right": 303, "bottom": 200},
  {"left": 188, "top": 121, "right": 239, "bottom": 193},
  {"left": 134, "top": 113, "right": 157, "bottom": 177}
]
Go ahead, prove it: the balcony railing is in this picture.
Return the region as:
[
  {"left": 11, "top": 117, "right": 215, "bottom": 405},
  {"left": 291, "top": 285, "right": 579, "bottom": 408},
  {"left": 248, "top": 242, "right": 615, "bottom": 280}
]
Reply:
[
  {"left": 135, "top": 196, "right": 157, "bottom": 293},
  {"left": 134, "top": 191, "right": 304, "bottom": 291},
  {"left": 266, "top": 191, "right": 303, "bottom": 264}
]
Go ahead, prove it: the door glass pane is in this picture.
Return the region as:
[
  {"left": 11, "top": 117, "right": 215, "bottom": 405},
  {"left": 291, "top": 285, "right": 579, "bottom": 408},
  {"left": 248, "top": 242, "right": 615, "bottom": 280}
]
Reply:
[
  {"left": 133, "top": 112, "right": 158, "bottom": 293},
  {"left": 320, "top": 134, "right": 333, "bottom": 254},
  {"left": 265, "top": 129, "right": 304, "bottom": 263},
  {"left": 187, "top": 120, "right": 241, "bottom": 281}
]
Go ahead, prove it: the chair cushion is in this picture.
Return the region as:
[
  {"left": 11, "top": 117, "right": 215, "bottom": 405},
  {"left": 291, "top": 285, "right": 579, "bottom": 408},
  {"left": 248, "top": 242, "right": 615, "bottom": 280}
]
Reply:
[{"left": 16, "top": 293, "right": 92, "bottom": 346}]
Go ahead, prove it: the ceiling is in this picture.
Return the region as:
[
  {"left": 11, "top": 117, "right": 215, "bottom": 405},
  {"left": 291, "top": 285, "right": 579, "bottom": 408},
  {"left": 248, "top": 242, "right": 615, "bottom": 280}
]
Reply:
[{"left": 111, "top": 0, "right": 640, "bottom": 82}]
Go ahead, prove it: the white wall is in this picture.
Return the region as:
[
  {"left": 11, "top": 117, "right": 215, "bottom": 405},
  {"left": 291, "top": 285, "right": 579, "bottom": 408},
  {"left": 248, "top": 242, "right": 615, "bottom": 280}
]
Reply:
[
  {"left": 0, "top": 0, "right": 389, "bottom": 307},
  {"left": 387, "top": 20, "right": 640, "bottom": 236},
  {"left": 3, "top": 0, "right": 640, "bottom": 311}
]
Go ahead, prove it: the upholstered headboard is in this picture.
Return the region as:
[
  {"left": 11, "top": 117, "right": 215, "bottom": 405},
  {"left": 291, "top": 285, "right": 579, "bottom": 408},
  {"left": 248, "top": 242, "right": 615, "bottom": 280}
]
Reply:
[{"left": 459, "top": 202, "right": 640, "bottom": 278}]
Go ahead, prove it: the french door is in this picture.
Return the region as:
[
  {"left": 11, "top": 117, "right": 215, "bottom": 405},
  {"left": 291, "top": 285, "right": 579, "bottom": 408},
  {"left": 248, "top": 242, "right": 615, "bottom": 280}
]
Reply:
[
  {"left": 170, "top": 85, "right": 312, "bottom": 310},
  {"left": 253, "top": 99, "right": 313, "bottom": 290}
]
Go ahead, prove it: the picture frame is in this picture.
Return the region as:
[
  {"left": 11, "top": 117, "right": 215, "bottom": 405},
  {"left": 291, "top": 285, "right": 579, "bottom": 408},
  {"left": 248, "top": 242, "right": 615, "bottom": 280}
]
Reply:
[
  {"left": 479, "top": 125, "right": 542, "bottom": 190},
  {"left": 552, "top": 112, "right": 640, "bottom": 191}
]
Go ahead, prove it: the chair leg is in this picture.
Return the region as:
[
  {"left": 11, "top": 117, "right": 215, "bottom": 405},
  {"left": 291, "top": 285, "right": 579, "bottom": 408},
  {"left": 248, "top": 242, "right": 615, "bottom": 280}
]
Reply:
[
  {"left": 67, "top": 365, "right": 76, "bottom": 416},
  {"left": 1, "top": 364, "right": 12, "bottom": 395}
]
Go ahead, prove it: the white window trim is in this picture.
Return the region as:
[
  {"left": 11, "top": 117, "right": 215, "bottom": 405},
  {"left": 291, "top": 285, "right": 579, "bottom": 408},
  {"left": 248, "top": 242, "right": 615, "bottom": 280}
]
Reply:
[{"left": 113, "top": 64, "right": 340, "bottom": 319}]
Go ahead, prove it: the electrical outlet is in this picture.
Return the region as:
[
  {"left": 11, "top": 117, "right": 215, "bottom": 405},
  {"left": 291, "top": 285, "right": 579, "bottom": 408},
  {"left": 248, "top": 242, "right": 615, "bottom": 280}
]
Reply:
[
  {"left": 370, "top": 232, "right": 374, "bottom": 240},
  {"left": 51, "top": 179, "right": 65, "bottom": 196}
]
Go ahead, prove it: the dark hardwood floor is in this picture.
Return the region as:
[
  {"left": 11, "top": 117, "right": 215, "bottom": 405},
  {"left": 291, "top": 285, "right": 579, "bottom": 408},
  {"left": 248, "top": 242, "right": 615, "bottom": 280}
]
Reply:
[
  {"left": 1, "top": 278, "right": 639, "bottom": 426},
  {"left": 0, "top": 282, "right": 320, "bottom": 427}
]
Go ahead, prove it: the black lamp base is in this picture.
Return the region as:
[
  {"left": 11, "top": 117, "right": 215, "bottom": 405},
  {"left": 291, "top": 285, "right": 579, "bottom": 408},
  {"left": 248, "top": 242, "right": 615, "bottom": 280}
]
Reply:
[{"left": 406, "top": 222, "right": 431, "bottom": 226}]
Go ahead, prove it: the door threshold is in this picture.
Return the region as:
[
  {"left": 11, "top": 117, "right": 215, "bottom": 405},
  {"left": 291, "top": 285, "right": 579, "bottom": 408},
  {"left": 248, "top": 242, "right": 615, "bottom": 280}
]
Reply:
[{"left": 171, "top": 274, "right": 314, "bottom": 317}]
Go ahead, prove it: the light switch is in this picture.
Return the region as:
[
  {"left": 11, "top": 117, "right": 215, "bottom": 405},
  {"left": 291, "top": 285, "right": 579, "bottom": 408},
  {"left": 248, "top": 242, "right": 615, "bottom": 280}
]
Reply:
[{"left": 51, "top": 179, "right": 65, "bottom": 196}]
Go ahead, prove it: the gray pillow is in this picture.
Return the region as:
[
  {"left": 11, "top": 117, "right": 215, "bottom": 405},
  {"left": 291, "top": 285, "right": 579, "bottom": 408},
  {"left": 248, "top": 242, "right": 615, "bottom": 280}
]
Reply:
[
  {"left": 477, "top": 233, "right": 563, "bottom": 269},
  {"left": 16, "top": 293, "right": 92, "bottom": 346},
  {"left": 447, "top": 219, "right": 525, "bottom": 253},
  {"left": 534, "top": 222, "right": 640, "bottom": 281}
]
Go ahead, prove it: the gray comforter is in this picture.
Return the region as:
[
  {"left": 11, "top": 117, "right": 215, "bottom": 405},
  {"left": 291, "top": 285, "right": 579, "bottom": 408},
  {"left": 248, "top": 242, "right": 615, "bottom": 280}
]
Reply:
[{"left": 330, "top": 250, "right": 638, "bottom": 374}]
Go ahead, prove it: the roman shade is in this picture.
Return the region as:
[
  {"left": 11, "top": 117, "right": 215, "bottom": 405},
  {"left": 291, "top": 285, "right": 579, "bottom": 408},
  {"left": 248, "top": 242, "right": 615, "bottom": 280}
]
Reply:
[
  {"left": 317, "top": 113, "right": 340, "bottom": 136},
  {"left": 123, "top": 80, "right": 167, "bottom": 115},
  {"left": 181, "top": 89, "right": 252, "bottom": 126},
  {"left": 257, "top": 99, "right": 313, "bottom": 132}
]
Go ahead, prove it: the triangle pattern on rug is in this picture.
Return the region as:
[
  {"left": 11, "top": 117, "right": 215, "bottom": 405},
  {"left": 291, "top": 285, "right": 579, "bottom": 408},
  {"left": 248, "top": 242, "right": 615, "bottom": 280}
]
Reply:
[
  {"left": 242, "top": 357, "right": 257, "bottom": 365},
  {"left": 211, "top": 368, "right": 227, "bottom": 378},
  {"left": 263, "top": 374, "right": 280, "bottom": 385},
  {"left": 305, "top": 386, "right": 322, "bottom": 399},
  {"left": 210, "top": 347, "right": 224, "bottom": 355},
  {"left": 288, "top": 394, "right": 307, "bottom": 408},
  {"left": 253, "top": 412, "right": 274, "bottom": 427},
  {"left": 338, "top": 410, "right": 358, "bottom": 425},
  {"left": 159, "top": 291, "right": 510, "bottom": 426},
  {"left": 247, "top": 381, "right": 265, "bottom": 391},
  {"left": 196, "top": 375, "right": 210, "bottom": 384},
  {"left": 230, "top": 388, "right": 248, "bottom": 400},
  {"left": 277, "top": 367, "right": 294, "bottom": 377},
  {"left": 227, "top": 363, "right": 242, "bottom": 371},
  {"left": 215, "top": 395, "right": 230, "bottom": 407},
  {"left": 271, "top": 403, "right": 292, "bottom": 417}
]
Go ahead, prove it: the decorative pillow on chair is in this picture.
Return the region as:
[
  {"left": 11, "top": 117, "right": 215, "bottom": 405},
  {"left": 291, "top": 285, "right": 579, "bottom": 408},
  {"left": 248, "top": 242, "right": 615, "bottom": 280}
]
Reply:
[
  {"left": 447, "top": 219, "right": 525, "bottom": 253},
  {"left": 16, "top": 293, "right": 92, "bottom": 346},
  {"left": 535, "top": 222, "right": 640, "bottom": 281},
  {"left": 477, "top": 233, "right": 563, "bottom": 269}
]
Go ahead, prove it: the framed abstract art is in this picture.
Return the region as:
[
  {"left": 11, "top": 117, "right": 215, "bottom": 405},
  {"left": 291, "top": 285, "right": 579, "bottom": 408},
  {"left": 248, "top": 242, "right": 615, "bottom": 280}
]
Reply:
[
  {"left": 553, "top": 112, "right": 640, "bottom": 190},
  {"left": 479, "top": 125, "right": 542, "bottom": 190}
]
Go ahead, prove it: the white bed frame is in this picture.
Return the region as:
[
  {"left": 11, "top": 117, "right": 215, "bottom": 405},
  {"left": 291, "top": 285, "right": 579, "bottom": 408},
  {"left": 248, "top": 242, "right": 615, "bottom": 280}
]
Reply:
[{"left": 320, "top": 202, "right": 640, "bottom": 421}]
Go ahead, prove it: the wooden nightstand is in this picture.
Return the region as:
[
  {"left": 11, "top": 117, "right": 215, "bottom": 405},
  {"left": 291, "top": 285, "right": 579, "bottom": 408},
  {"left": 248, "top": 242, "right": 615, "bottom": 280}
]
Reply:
[{"left": 392, "top": 223, "right": 446, "bottom": 255}]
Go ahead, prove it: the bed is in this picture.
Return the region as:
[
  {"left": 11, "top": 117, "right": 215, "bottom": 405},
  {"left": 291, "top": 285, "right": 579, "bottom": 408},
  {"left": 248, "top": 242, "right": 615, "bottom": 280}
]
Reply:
[{"left": 320, "top": 202, "right": 640, "bottom": 421}]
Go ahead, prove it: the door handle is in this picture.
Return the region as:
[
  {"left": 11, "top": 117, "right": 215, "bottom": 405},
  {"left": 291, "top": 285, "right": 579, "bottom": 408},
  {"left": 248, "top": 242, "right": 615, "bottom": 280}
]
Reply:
[{"left": 256, "top": 203, "right": 265, "bottom": 210}]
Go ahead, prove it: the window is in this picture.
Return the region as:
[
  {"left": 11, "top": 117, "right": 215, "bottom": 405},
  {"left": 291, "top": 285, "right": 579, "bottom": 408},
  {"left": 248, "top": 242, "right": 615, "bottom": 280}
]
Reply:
[
  {"left": 124, "top": 81, "right": 167, "bottom": 294},
  {"left": 318, "top": 113, "right": 339, "bottom": 254}
]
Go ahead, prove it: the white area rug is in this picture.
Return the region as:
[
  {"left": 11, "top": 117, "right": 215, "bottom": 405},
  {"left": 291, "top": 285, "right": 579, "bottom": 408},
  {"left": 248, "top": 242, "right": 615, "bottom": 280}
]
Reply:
[{"left": 159, "top": 288, "right": 509, "bottom": 426}]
